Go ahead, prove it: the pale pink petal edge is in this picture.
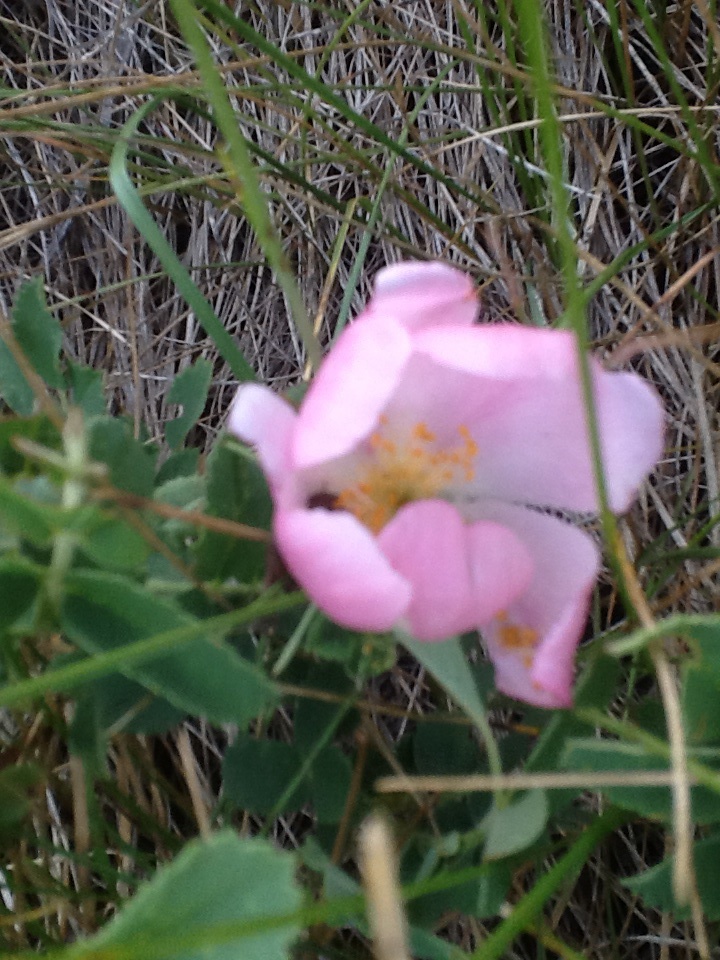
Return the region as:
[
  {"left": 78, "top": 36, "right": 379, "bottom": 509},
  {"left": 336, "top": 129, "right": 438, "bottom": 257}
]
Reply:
[
  {"left": 477, "top": 503, "right": 600, "bottom": 709},
  {"left": 227, "top": 384, "right": 296, "bottom": 488},
  {"left": 367, "top": 260, "right": 479, "bottom": 330},
  {"left": 596, "top": 367, "right": 665, "bottom": 514}
]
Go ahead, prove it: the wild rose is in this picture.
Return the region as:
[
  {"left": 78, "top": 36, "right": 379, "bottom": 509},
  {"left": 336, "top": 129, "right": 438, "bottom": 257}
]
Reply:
[{"left": 228, "top": 262, "right": 664, "bottom": 708}]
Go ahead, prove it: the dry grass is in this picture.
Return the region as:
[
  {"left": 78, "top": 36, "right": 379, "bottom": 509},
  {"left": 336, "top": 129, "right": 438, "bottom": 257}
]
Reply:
[{"left": 1, "top": 0, "right": 719, "bottom": 957}]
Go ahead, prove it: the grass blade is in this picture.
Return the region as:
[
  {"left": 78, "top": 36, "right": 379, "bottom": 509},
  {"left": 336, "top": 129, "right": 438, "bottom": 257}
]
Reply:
[{"left": 110, "top": 95, "right": 257, "bottom": 383}]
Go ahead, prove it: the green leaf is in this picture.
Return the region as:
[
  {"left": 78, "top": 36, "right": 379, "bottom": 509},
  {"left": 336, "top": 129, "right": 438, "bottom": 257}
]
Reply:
[
  {"left": 293, "top": 670, "right": 353, "bottom": 751},
  {"left": 524, "top": 654, "right": 621, "bottom": 814},
  {"left": 305, "top": 615, "right": 364, "bottom": 667},
  {"left": 195, "top": 442, "right": 271, "bottom": 582},
  {"left": 475, "top": 861, "right": 514, "bottom": 917},
  {"left": 402, "top": 635, "right": 488, "bottom": 732},
  {"left": 408, "top": 859, "right": 511, "bottom": 930},
  {"left": 0, "top": 341, "right": 32, "bottom": 414},
  {"left": 625, "top": 831, "right": 720, "bottom": 920},
  {"left": 65, "top": 362, "right": 106, "bottom": 416},
  {"left": 408, "top": 928, "right": 468, "bottom": 960},
  {"left": 156, "top": 448, "right": 200, "bottom": 484},
  {"left": 77, "top": 831, "right": 301, "bottom": 960},
  {"left": 683, "top": 665, "right": 720, "bottom": 744},
  {"left": 413, "top": 722, "right": 483, "bottom": 777},
  {"left": 150, "top": 476, "right": 205, "bottom": 561},
  {"left": 0, "top": 278, "right": 63, "bottom": 414},
  {"left": 672, "top": 619, "right": 720, "bottom": 746},
  {"left": 13, "top": 279, "right": 64, "bottom": 387},
  {"left": 405, "top": 825, "right": 502, "bottom": 916},
  {"left": 68, "top": 672, "right": 185, "bottom": 775},
  {"left": 166, "top": 359, "right": 213, "bottom": 450},
  {"left": 88, "top": 672, "right": 186, "bottom": 735},
  {"left": 89, "top": 417, "right": 156, "bottom": 497},
  {"left": 155, "top": 474, "right": 205, "bottom": 510},
  {"left": 1, "top": 592, "right": 302, "bottom": 711},
  {"left": 0, "top": 413, "right": 60, "bottom": 475},
  {"left": 687, "top": 618, "right": 720, "bottom": 646},
  {"left": 74, "top": 507, "right": 150, "bottom": 572},
  {"left": 301, "top": 835, "right": 362, "bottom": 898},
  {"left": 482, "top": 790, "right": 549, "bottom": 860},
  {"left": 574, "top": 653, "right": 622, "bottom": 710},
  {"left": 0, "top": 473, "right": 57, "bottom": 544},
  {"left": 62, "top": 570, "right": 278, "bottom": 727},
  {"left": 686, "top": 619, "right": 720, "bottom": 672},
  {"left": 223, "top": 734, "right": 309, "bottom": 815},
  {"left": 0, "top": 556, "right": 40, "bottom": 632},
  {"left": 222, "top": 730, "right": 351, "bottom": 824},
  {"left": 562, "top": 738, "right": 720, "bottom": 823},
  {"left": 308, "top": 748, "right": 352, "bottom": 824}
]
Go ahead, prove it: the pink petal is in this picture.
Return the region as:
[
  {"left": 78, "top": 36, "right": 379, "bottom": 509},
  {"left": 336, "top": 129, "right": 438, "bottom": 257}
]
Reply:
[
  {"left": 293, "top": 316, "right": 411, "bottom": 470},
  {"left": 377, "top": 500, "right": 476, "bottom": 640},
  {"left": 274, "top": 507, "right": 411, "bottom": 632},
  {"left": 227, "top": 384, "right": 296, "bottom": 489},
  {"left": 377, "top": 502, "right": 533, "bottom": 641},
  {"left": 476, "top": 501, "right": 600, "bottom": 709},
  {"left": 404, "top": 324, "right": 663, "bottom": 512},
  {"left": 366, "top": 261, "right": 480, "bottom": 330},
  {"left": 415, "top": 323, "right": 579, "bottom": 379},
  {"left": 465, "top": 521, "right": 535, "bottom": 623},
  {"left": 593, "top": 368, "right": 665, "bottom": 513}
]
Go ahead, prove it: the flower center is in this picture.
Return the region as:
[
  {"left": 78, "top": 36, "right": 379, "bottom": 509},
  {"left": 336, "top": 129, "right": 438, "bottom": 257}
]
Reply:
[{"left": 334, "top": 418, "right": 478, "bottom": 533}]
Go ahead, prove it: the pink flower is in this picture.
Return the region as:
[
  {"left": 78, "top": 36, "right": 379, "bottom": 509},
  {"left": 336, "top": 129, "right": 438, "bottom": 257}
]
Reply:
[{"left": 228, "top": 262, "right": 664, "bottom": 708}]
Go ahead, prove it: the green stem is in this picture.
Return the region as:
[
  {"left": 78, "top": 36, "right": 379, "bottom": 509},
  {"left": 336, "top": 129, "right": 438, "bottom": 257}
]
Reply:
[
  {"left": 263, "top": 697, "right": 355, "bottom": 830},
  {"left": 469, "top": 807, "right": 628, "bottom": 959},
  {"left": 514, "top": 0, "right": 634, "bottom": 613},
  {"left": 0, "top": 591, "right": 305, "bottom": 709},
  {"left": 577, "top": 706, "right": 720, "bottom": 797},
  {"left": 46, "top": 409, "right": 87, "bottom": 613},
  {"left": 110, "top": 98, "right": 256, "bottom": 383},
  {"left": 170, "top": 0, "right": 321, "bottom": 371}
]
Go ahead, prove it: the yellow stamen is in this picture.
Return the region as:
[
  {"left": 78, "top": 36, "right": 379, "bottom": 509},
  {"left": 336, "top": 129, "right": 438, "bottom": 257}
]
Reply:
[
  {"left": 412, "top": 422, "right": 436, "bottom": 443},
  {"left": 495, "top": 611, "right": 539, "bottom": 652},
  {"left": 335, "top": 419, "right": 478, "bottom": 533}
]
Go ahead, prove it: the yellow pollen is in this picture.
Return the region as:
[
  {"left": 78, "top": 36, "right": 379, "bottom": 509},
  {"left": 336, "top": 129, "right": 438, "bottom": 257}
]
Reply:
[
  {"left": 334, "top": 420, "right": 478, "bottom": 533},
  {"left": 413, "top": 422, "right": 436, "bottom": 443},
  {"left": 495, "top": 612, "right": 539, "bottom": 652}
]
